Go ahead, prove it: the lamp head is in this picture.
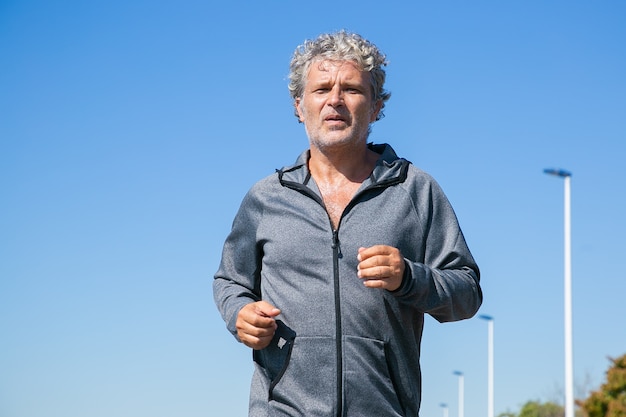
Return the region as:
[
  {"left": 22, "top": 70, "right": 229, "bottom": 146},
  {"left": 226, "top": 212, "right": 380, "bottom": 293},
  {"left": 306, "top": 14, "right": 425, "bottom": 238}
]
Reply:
[{"left": 544, "top": 168, "right": 572, "bottom": 177}]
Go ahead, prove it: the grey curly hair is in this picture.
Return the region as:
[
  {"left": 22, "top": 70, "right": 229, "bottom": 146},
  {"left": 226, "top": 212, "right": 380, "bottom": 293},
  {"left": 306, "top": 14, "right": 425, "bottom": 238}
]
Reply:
[{"left": 288, "top": 31, "right": 391, "bottom": 121}]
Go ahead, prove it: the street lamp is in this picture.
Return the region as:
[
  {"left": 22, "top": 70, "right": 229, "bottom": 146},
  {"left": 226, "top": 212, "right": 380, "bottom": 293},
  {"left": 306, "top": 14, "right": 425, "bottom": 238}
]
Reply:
[
  {"left": 440, "top": 403, "right": 449, "bottom": 417},
  {"left": 479, "top": 315, "right": 494, "bottom": 417},
  {"left": 544, "top": 168, "right": 574, "bottom": 417},
  {"left": 453, "top": 371, "right": 464, "bottom": 417}
]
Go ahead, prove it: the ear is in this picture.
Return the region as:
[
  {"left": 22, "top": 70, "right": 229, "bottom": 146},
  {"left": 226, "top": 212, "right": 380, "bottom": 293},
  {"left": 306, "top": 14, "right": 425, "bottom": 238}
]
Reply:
[
  {"left": 295, "top": 98, "right": 305, "bottom": 122},
  {"left": 369, "top": 99, "right": 383, "bottom": 122}
]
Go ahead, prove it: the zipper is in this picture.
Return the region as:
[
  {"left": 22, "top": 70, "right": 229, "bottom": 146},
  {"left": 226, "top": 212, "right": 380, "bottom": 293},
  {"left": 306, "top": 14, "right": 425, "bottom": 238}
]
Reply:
[{"left": 331, "top": 228, "right": 343, "bottom": 417}]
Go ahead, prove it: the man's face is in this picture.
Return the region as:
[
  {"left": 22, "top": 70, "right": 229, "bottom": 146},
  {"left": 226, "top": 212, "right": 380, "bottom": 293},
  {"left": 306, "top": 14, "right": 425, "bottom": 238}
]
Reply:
[{"left": 295, "top": 60, "right": 382, "bottom": 151}]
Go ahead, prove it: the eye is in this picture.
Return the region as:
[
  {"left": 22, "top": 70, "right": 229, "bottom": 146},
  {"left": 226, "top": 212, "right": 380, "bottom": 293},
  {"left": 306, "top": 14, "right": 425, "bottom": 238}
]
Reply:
[{"left": 345, "top": 87, "right": 363, "bottom": 94}]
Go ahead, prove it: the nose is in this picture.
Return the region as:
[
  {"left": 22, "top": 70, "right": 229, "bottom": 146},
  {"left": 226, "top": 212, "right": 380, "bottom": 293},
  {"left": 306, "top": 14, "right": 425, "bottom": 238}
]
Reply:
[{"left": 327, "top": 86, "right": 343, "bottom": 107}]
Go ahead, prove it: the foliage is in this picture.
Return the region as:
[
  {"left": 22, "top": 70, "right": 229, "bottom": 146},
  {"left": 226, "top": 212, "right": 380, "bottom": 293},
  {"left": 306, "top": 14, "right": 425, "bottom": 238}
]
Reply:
[
  {"left": 496, "top": 400, "right": 585, "bottom": 417},
  {"left": 579, "top": 354, "right": 626, "bottom": 417},
  {"left": 497, "top": 354, "right": 626, "bottom": 417},
  {"left": 517, "top": 400, "right": 564, "bottom": 417},
  {"left": 496, "top": 400, "right": 565, "bottom": 417}
]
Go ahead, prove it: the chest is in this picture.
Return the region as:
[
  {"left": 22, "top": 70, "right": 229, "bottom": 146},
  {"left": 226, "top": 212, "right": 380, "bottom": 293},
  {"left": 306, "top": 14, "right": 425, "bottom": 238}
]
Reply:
[
  {"left": 317, "top": 182, "right": 362, "bottom": 229},
  {"left": 257, "top": 184, "right": 425, "bottom": 269}
]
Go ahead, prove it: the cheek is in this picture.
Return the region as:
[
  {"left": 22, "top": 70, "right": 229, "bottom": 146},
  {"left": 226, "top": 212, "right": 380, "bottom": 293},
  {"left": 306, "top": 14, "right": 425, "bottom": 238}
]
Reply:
[
  {"left": 298, "top": 99, "right": 320, "bottom": 123},
  {"left": 358, "top": 106, "right": 377, "bottom": 123}
]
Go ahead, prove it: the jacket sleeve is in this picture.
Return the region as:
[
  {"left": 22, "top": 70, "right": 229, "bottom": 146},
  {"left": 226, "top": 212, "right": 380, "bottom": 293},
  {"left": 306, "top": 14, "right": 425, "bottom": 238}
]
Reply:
[
  {"left": 213, "top": 188, "right": 264, "bottom": 339},
  {"left": 393, "top": 174, "right": 482, "bottom": 323}
]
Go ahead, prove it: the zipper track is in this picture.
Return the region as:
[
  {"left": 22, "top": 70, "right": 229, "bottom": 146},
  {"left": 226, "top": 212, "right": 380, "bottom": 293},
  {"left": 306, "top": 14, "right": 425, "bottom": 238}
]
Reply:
[{"left": 331, "top": 229, "right": 343, "bottom": 417}]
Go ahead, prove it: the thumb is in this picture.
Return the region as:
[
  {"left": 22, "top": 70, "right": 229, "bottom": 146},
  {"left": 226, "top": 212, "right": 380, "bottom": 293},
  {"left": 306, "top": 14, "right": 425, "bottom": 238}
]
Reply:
[{"left": 255, "top": 300, "right": 281, "bottom": 318}]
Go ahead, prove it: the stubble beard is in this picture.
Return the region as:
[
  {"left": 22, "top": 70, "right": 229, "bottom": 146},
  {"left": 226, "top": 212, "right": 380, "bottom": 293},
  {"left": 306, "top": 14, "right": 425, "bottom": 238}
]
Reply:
[{"left": 305, "top": 122, "right": 371, "bottom": 154}]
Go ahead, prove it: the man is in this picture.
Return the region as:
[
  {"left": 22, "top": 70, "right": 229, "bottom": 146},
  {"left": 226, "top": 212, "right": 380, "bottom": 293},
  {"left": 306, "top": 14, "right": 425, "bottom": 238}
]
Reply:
[{"left": 213, "top": 31, "right": 482, "bottom": 416}]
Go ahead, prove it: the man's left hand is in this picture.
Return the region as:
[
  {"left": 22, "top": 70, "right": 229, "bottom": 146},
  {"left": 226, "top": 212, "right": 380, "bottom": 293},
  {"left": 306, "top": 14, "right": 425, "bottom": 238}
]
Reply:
[{"left": 357, "top": 245, "right": 405, "bottom": 291}]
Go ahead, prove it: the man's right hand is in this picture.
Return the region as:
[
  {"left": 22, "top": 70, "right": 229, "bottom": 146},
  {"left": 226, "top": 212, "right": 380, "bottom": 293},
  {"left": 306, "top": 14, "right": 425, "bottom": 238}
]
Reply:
[{"left": 236, "top": 301, "right": 281, "bottom": 350}]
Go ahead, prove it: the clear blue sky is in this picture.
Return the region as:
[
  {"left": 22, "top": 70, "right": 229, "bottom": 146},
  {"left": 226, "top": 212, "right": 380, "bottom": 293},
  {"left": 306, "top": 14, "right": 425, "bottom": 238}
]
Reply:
[{"left": 2, "top": 1, "right": 625, "bottom": 416}]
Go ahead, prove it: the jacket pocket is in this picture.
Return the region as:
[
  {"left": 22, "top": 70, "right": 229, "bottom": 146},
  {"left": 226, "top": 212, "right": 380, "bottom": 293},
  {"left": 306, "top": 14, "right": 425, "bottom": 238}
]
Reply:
[
  {"left": 344, "top": 336, "right": 405, "bottom": 416},
  {"left": 257, "top": 334, "right": 336, "bottom": 416},
  {"left": 253, "top": 320, "right": 296, "bottom": 391}
]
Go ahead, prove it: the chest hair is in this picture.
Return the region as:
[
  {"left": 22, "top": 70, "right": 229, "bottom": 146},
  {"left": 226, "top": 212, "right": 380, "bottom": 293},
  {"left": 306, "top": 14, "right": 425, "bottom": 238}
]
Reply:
[{"left": 317, "top": 181, "right": 361, "bottom": 229}]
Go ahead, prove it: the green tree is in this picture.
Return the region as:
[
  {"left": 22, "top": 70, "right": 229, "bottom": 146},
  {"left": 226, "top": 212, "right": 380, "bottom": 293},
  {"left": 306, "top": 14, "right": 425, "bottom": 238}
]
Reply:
[
  {"left": 518, "top": 400, "right": 564, "bottom": 417},
  {"left": 580, "top": 354, "right": 626, "bottom": 417},
  {"left": 497, "top": 399, "right": 590, "bottom": 417},
  {"left": 496, "top": 400, "right": 579, "bottom": 417}
]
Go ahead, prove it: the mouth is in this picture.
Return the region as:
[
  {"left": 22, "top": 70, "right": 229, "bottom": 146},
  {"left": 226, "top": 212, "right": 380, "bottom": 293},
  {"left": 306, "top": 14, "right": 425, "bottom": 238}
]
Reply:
[{"left": 324, "top": 114, "right": 347, "bottom": 123}]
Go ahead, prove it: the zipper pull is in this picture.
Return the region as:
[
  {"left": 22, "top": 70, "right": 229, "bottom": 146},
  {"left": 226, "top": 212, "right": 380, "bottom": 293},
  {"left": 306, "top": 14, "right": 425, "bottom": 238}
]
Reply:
[{"left": 332, "top": 230, "right": 343, "bottom": 258}]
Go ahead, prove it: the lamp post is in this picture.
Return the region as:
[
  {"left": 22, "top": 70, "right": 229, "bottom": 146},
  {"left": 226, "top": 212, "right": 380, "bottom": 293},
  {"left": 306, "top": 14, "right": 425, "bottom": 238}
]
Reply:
[
  {"left": 479, "top": 315, "right": 494, "bottom": 417},
  {"left": 544, "top": 168, "right": 574, "bottom": 417},
  {"left": 440, "top": 403, "right": 449, "bottom": 417},
  {"left": 453, "top": 371, "right": 464, "bottom": 417}
]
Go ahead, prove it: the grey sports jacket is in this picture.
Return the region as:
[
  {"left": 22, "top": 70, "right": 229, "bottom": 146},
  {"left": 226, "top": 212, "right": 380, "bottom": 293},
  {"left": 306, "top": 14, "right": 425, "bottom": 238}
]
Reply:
[{"left": 213, "top": 143, "right": 482, "bottom": 416}]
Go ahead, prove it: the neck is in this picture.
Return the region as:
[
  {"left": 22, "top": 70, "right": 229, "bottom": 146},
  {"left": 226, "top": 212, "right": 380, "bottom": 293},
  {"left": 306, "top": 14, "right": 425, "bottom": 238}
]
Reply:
[{"left": 308, "top": 142, "right": 379, "bottom": 185}]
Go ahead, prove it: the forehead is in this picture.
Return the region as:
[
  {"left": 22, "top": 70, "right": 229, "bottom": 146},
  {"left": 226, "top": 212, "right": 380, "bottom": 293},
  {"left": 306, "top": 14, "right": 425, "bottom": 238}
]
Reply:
[{"left": 306, "top": 59, "right": 368, "bottom": 82}]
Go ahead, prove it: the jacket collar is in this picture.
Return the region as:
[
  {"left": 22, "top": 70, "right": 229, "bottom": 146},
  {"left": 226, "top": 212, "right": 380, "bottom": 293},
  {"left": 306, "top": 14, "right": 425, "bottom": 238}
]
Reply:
[{"left": 277, "top": 143, "right": 410, "bottom": 189}]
